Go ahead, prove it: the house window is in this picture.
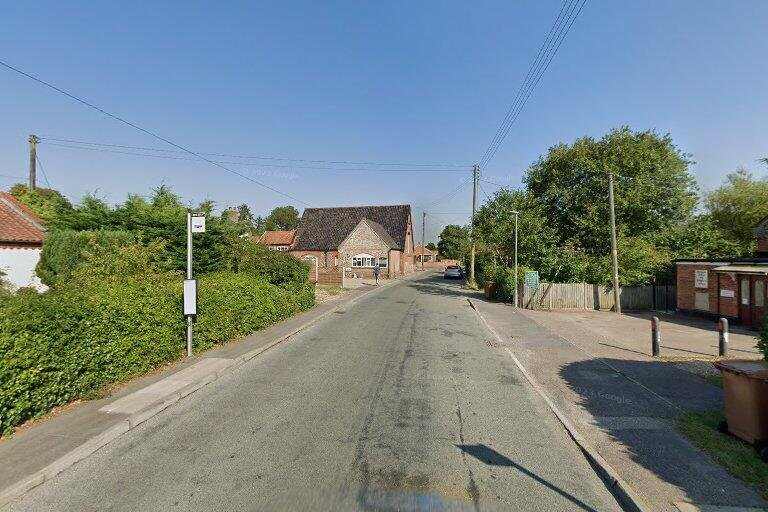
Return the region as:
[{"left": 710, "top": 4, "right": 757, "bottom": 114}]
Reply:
[
  {"left": 378, "top": 257, "right": 388, "bottom": 268},
  {"left": 352, "top": 254, "right": 376, "bottom": 267},
  {"left": 755, "top": 280, "right": 764, "bottom": 307}
]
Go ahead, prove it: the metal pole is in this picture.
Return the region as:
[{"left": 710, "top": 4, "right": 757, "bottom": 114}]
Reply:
[
  {"left": 513, "top": 211, "right": 519, "bottom": 308},
  {"left": 651, "top": 316, "right": 661, "bottom": 357},
  {"left": 718, "top": 317, "right": 729, "bottom": 357},
  {"left": 608, "top": 170, "right": 621, "bottom": 314},
  {"left": 469, "top": 164, "right": 478, "bottom": 286},
  {"left": 186, "top": 212, "right": 193, "bottom": 357},
  {"left": 28, "top": 134, "right": 38, "bottom": 191},
  {"left": 422, "top": 211, "right": 426, "bottom": 270}
]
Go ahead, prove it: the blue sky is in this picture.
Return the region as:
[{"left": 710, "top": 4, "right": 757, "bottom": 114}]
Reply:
[{"left": 1, "top": 1, "right": 766, "bottom": 242}]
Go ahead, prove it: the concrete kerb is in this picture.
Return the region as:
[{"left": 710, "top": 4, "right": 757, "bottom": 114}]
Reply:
[
  {"left": 0, "top": 274, "right": 409, "bottom": 507},
  {"left": 467, "top": 298, "right": 651, "bottom": 512}
]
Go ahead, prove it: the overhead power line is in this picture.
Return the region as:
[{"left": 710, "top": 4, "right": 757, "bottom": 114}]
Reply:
[
  {"left": 415, "top": 176, "right": 472, "bottom": 211},
  {"left": 0, "top": 59, "right": 312, "bottom": 206},
  {"left": 42, "top": 141, "right": 468, "bottom": 174},
  {"left": 479, "top": 0, "right": 588, "bottom": 168},
  {"left": 39, "top": 136, "right": 471, "bottom": 169},
  {"left": 35, "top": 155, "right": 52, "bottom": 187}
]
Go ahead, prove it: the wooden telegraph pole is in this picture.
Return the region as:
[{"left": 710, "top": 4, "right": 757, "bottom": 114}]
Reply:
[
  {"left": 469, "top": 164, "right": 479, "bottom": 286},
  {"left": 28, "top": 134, "right": 39, "bottom": 191},
  {"left": 421, "top": 211, "right": 426, "bottom": 270},
  {"left": 608, "top": 170, "right": 621, "bottom": 314}
]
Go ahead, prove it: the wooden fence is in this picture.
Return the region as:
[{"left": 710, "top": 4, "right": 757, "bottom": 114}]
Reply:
[{"left": 520, "top": 282, "right": 676, "bottom": 311}]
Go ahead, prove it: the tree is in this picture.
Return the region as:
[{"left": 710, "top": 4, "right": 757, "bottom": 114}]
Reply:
[
  {"left": 265, "top": 206, "right": 299, "bottom": 231},
  {"left": 9, "top": 184, "right": 72, "bottom": 222},
  {"left": 425, "top": 242, "right": 437, "bottom": 251},
  {"left": 437, "top": 225, "right": 469, "bottom": 260},
  {"left": 524, "top": 127, "right": 697, "bottom": 256},
  {"left": 705, "top": 168, "right": 768, "bottom": 251}
]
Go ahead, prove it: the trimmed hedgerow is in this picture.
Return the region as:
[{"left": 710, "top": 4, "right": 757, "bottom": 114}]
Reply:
[
  {"left": 194, "top": 272, "right": 315, "bottom": 351},
  {"left": 36, "top": 229, "right": 138, "bottom": 287},
  {"left": 0, "top": 243, "right": 316, "bottom": 436}
]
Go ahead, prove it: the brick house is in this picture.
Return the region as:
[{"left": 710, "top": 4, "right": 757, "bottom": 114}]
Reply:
[
  {"left": 675, "top": 216, "right": 768, "bottom": 327},
  {"left": 290, "top": 205, "right": 415, "bottom": 284},
  {"left": 0, "top": 191, "right": 46, "bottom": 290},
  {"left": 414, "top": 245, "right": 436, "bottom": 264},
  {"left": 258, "top": 230, "right": 295, "bottom": 251}
]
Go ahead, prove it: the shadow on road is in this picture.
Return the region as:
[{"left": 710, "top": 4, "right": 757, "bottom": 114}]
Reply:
[
  {"left": 456, "top": 444, "right": 601, "bottom": 512},
  {"left": 557, "top": 358, "right": 765, "bottom": 507}
]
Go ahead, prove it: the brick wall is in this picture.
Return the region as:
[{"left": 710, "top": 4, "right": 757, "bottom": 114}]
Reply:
[
  {"left": 676, "top": 262, "right": 737, "bottom": 318},
  {"left": 758, "top": 238, "right": 768, "bottom": 254}
]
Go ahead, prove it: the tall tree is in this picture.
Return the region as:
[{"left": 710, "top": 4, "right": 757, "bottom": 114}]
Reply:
[
  {"left": 705, "top": 167, "right": 768, "bottom": 251},
  {"left": 265, "top": 205, "right": 299, "bottom": 231},
  {"left": 437, "top": 225, "right": 469, "bottom": 260},
  {"left": 524, "top": 127, "right": 697, "bottom": 256}
]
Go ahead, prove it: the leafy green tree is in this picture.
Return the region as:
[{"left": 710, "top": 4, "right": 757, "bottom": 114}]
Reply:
[
  {"left": 9, "top": 184, "right": 72, "bottom": 222},
  {"left": 265, "top": 205, "right": 299, "bottom": 231},
  {"left": 425, "top": 242, "right": 437, "bottom": 251},
  {"left": 437, "top": 225, "right": 469, "bottom": 259},
  {"left": 705, "top": 168, "right": 768, "bottom": 251},
  {"left": 524, "top": 127, "right": 697, "bottom": 256}
]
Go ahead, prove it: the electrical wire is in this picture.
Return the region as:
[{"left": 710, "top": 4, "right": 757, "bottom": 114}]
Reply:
[
  {"left": 414, "top": 176, "right": 472, "bottom": 212},
  {"left": 42, "top": 142, "right": 468, "bottom": 173},
  {"left": 35, "top": 155, "right": 52, "bottom": 187},
  {"left": 479, "top": 0, "right": 588, "bottom": 167},
  {"left": 38, "top": 137, "right": 470, "bottom": 168},
  {"left": 0, "top": 59, "right": 313, "bottom": 206}
]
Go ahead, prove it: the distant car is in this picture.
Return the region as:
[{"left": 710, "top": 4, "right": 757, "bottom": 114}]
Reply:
[{"left": 444, "top": 265, "right": 463, "bottom": 279}]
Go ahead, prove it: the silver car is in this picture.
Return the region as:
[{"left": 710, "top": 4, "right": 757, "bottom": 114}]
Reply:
[{"left": 443, "top": 265, "right": 463, "bottom": 279}]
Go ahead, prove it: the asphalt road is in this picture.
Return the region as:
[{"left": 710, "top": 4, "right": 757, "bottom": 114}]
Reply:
[{"left": 12, "top": 274, "right": 621, "bottom": 511}]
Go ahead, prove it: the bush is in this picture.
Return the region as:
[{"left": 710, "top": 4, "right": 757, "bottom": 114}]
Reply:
[
  {"left": 759, "top": 316, "right": 768, "bottom": 361},
  {"left": 0, "top": 243, "right": 316, "bottom": 436},
  {"left": 491, "top": 266, "right": 518, "bottom": 303},
  {"left": 224, "top": 236, "right": 310, "bottom": 287},
  {"left": 36, "top": 230, "right": 137, "bottom": 286},
  {"left": 195, "top": 272, "right": 314, "bottom": 351},
  {"left": 0, "top": 272, "right": 183, "bottom": 435}
]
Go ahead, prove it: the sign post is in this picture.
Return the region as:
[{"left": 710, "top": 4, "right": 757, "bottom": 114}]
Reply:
[{"left": 185, "top": 212, "right": 206, "bottom": 357}]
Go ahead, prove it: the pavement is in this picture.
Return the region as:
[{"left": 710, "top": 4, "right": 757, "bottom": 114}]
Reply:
[
  {"left": 2, "top": 273, "right": 623, "bottom": 511},
  {"left": 470, "top": 299, "right": 768, "bottom": 512},
  {"left": 523, "top": 309, "right": 761, "bottom": 361}
]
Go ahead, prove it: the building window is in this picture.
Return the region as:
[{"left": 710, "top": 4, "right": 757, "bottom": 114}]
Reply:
[
  {"left": 378, "top": 257, "right": 388, "bottom": 268},
  {"left": 352, "top": 254, "right": 376, "bottom": 267},
  {"left": 755, "top": 280, "right": 764, "bottom": 307}
]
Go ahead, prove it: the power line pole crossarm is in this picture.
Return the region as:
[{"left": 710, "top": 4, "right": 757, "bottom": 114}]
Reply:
[{"left": 28, "top": 134, "right": 39, "bottom": 191}]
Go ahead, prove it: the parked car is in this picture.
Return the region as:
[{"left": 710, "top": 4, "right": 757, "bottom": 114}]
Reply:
[{"left": 444, "top": 265, "right": 463, "bottom": 279}]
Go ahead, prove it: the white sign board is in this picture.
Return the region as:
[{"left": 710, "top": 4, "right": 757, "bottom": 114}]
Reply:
[
  {"left": 694, "top": 270, "right": 708, "bottom": 289},
  {"left": 191, "top": 215, "right": 206, "bottom": 233},
  {"left": 184, "top": 279, "right": 197, "bottom": 315},
  {"left": 720, "top": 289, "right": 735, "bottom": 298}
]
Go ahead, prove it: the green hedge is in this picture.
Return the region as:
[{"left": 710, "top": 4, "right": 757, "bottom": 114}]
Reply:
[
  {"left": 195, "top": 272, "right": 315, "bottom": 351},
  {"left": 0, "top": 250, "right": 316, "bottom": 435},
  {"left": 224, "top": 236, "right": 310, "bottom": 287},
  {"left": 36, "top": 230, "right": 137, "bottom": 286}
]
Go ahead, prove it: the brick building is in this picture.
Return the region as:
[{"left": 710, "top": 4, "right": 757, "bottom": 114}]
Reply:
[
  {"left": 258, "top": 230, "right": 295, "bottom": 251},
  {"left": 676, "top": 216, "right": 768, "bottom": 327},
  {"left": 290, "top": 205, "right": 415, "bottom": 284}
]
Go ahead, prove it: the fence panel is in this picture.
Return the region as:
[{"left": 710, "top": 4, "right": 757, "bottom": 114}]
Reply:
[{"left": 521, "top": 282, "right": 676, "bottom": 311}]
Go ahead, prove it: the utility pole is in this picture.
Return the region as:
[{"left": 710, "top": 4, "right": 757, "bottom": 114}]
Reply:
[
  {"left": 28, "top": 134, "right": 39, "bottom": 191},
  {"left": 469, "top": 164, "right": 479, "bottom": 286},
  {"left": 513, "top": 210, "right": 519, "bottom": 308},
  {"left": 421, "top": 211, "right": 426, "bottom": 270},
  {"left": 608, "top": 170, "right": 621, "bottom": 314}
]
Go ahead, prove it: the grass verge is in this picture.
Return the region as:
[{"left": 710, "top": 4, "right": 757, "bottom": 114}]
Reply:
[{"left": 677, "top": 410, "right": 768, "bottom": 500}]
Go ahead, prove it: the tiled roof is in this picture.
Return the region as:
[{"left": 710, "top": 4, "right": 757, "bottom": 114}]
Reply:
[
  {"left": 0, "top": 192, "right": 45, "bottom": 244},
  {"left": 293, "top": 205, "right": 411, "bottom": 251},
  {"left": 259, "top": 230, "right": 295, "bottom": 246}
]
